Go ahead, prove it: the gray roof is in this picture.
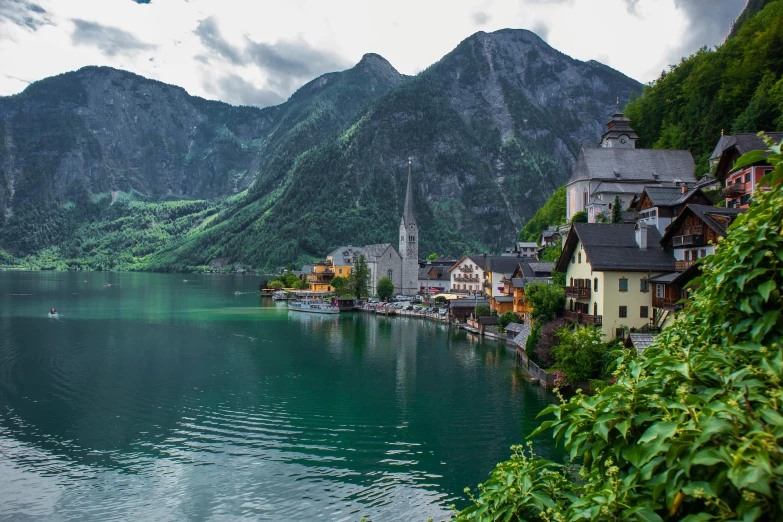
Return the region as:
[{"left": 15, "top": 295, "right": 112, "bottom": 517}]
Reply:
[
  {"left": 450, "top": 254, "right": 487, "bottom": 272},
  {"left": 629, "top": 333, "right": 657, "bottom": 354},
  {"left": 640, "top": 186, "right": 688, "bottom": 207},
  {"left": 418, "top": 266, "right": 450, "bottom": 281},
  {"left": 528, "top": 262, "right": 555, "bottom": 276},
  {"left": 709, "top": 135, "right": 734, "bottom": 161},
  {"left": 569, "top": 148, "right": 696, "bottom": 184},
  {"left": 363, "top": 243, "right": 395, "bottom": 258},
  {"left": 328, "top": 246, "right": 363, "bottom": 265},
  {"left": 485, "top": 256, "right": 522, "bottom": 274},
  {"left": 648, "top": 272, "right": 680, "bottom": 283},
  {"left": 599, "top": 110, "right": 640, "bottom": 144},
  {"left": 556, "top": 223, "right": 676, "bottom": 272},
  {"left": 301, "top": 265, "right": 314, "bottom": 273},
  {"left": 512, "top": 276, "right": 552, "bottom": 288},
  {"left": 401, "top": 162, "right": 417, "bottom": 227},
  {"left": 516, "top": 242, "right": 538, "bottom": 249},
  {"left": 716, "top": 133, "right": 783, "bottom": 157},
  {"left": 505, "top": 322, "right": 525, "bottom": 333},
  {"left": 592, "top": 181, "right": 651, "bottom": 194},
  {"left": 449, "top": 299, "right": 490, "bottom": 308},
  {"left": 494, "top": 296, "right": 514, "bottom": 303}
]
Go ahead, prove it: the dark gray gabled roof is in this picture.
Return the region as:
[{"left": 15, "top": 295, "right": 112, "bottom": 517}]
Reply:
[
  {"left": 661, "top": 205, "right": 746, "bottom": 244},
  {"left": 505, "top": 322, "right": 525, "bottom": 333},
  {"left": 648, "top": 272, "right": 680, "bottom": 283},
  {"left": 449, "top": 299, "right": 490, "bottom": 309},
  {"left": 569, "top": 148, "right": 696, "bottom": 184},
  {"left": 512, "top": 276, "right": 552, "bottom": 288},
  {"left": 363, "top": 243, "right": 395, "bottom": 258},
  {"left": 485, "top": 256, "right": 522, "bottom": 274},
  {"left": 556, "top": 223, "right": 676, "bottom": 272},
  {"left": 418, "top": 266, "right": 450, "bottom": 281},
  {"left": 528, "top": 262, "right": 555, "bottom": 276},
  {"left": 494, "top": 296, "right": 514, "bottom": 303},
  {"left": 720, "top": 133, "right": 783, "bottom": 157}
]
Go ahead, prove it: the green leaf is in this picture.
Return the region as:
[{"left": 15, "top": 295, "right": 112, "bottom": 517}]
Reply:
[
  {"left": 634, "top": 507, "right": 664, "bottom": 522},
  {"left": 639, "top": 422, "right": 678, "bottom": 444}
]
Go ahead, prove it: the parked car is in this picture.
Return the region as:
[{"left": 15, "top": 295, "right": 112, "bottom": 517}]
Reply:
[{"left": 368, "top": 298, "right": 380, "bottom": 304}]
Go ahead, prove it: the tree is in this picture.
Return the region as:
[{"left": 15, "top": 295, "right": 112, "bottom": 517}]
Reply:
[
  {"left": 457, "top": 138, "right": 783, "bottom": 521},
  {"left": 376, "top": 277, "right": 394, "bottom": 300},
  {"left": 284, "top": 273, "right": 300, "bottom": 287},
  {"left": 266, "top": 279, "right": 284, "bottom": 289},
  {"left": 525, "top": 282, "right": 565, "bottom": 325},
  {"left": 330, "top": 275, "right": 346, "bottom": 293},
  {"left": 551, "top": 325, "right": 608, "bottom": 383},
  {"left": 540, "top": 237, "right": 562, "bottom": 262},
  {"left": 292, "top": 278, "right": 308, "bottom": 290},
  {"left": 570, "top": 210, "right": 587, "bottom": 223},
  {"left": 611, "top": 194, "right": 623, "bottom": 223},
  {"left": 499, "top": 310, "right": 522, "bottom": 329},
  {"left": 474, "top": 305, "right": 490, "bottom": 317},
  {"left": 427, "top": 252, "right": 438, "bottom": 261},
  {"left": 533, "top": 318, "right": 567, "bottom": 368},
  {"left": 347, "top": 254, "right": 370, "bottom": 299}
]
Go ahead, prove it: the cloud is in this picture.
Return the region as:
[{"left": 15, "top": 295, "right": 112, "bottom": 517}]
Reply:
[
  {"left": 211, "top": 74, "right": 285, "bottom": 108},
  {"left": 472, "top": 11, "right": 490, "bottom": 25},
  {"left": 531, "top": 21, "right": 549, "bottom": 41},
  {"left": 0, "top": 0, "right": 52, "bottom": 31},
  {"left": 193, "top": 16, "right": 243, "bottom": 65},
  {"left": 622, "top": 0, "right": 641, "bottom": 15},
  {"left": 71, "top": 19, "right": 155, "bottom": 56},
  {"left": 244, "top": 38, "right": 350, "bottom": 92}
]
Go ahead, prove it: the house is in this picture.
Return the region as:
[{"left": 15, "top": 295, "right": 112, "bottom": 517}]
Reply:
[
  {"left": 555, "top": 223, "right": 676, "bottom": 339},
  {"left": 659, "top": 205, "right": 746, "bottom": 271},
  {"left": 647, "top": 267, "right": 700, "bottom": 329},
  {"left": 491, "top": 262, "right": 554, "bottom": 322},
  {"left": 631, "top": 186, "right": 712, "bottom": 234},
  {"left": 712, "top": 132, "right": 783, "bottom": 209},
  {"left": 566, "top": 109, "right": 696, "bottom": 223},
  {"left": 539, "top": 226, "right": 560, "bottom": 247},
  {"left": 309, "top": 245, "right": 362, "bottom": 292},
  {"left": 484, "top": 256, "right": 525, "bottom": 298},
  {"left": 448, "top": 255, "right": 486, "bottom": 294},
  {"left": 418, "top": 264, "right": 451, "bottom": 294},
  {"left": 449, "top": 298, "right": 490, "bottom": 322}
]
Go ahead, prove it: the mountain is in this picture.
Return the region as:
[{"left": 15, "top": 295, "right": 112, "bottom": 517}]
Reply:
[{"left": 0, "top": 29, "right": 641, "bottom": 271}]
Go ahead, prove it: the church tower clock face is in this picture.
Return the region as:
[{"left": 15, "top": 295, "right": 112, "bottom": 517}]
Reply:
[{"left": 619, "top": 137, "right": 627, "bottom": 145}]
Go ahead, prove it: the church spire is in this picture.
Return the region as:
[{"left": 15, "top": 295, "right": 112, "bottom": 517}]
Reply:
[{"left": 402, "top": 156, "right": 416, "bottom": 226}]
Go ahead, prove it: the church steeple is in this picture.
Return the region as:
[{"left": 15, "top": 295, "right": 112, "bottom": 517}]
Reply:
[
  {"left": 401, "top": 157, "right": 417, "bottom": 227},
  {"left": 599, "top": 99, "right": 639, "bottom": 149}
]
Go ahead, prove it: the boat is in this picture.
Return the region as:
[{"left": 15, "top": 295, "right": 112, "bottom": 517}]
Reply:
[
  {"left": 288, "top": 298, "right": 339, "bottom": 314},
  {"left": 272, "top": 291, "right": 290, "bottom": 301}
]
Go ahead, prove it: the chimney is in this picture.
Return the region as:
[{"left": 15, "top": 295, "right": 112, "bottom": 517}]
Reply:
[
  {"left": 681, "top": 184, "right": 688, "bottom": 194},
  {"left": 635, "top": 222, "right": 648, "bottom": 251}
]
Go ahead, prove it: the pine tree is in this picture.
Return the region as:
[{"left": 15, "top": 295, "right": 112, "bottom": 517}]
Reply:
[
  {"left": 611, "top": 195, "right": 623, "bottom": 223},
  {"left": 348, "top": 254, "right": 370, "bottom": 299}
]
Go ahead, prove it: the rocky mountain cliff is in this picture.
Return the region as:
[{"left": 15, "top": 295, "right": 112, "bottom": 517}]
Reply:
[{"left": 0, "top": 29, "right": 641, "bottom": 269}]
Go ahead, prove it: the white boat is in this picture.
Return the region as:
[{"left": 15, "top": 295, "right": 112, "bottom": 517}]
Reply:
[
  {"left": 288, "top": 298, "right": 339, "bottom": 314},
  {"left": 272, "top": 291, "right": 290, "bottom": 301}
]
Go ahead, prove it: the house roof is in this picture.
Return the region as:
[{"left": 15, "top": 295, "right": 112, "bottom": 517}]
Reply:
[
  {"left": 493, "top": 296, "right": 514, "bottom": 303},
  {"left": 599, "top": 110, "right": 640, "bottom": 144},
  {"left": 485, "top": 256, "right": 523, "bottom": 274},
  {"left": 363, "top": 243, "right": 395, "bottom": 258},
  {"left": 660, "top": 205, "right": 746, "bottom": 244},
  {"left": 516, "top": 242, "right": 538, "bottom": 249},
  {"left": 627, "top": 333, "right": 657, "bottom": 354},
  {"left": 427, "top": 257, "right": 458, "bottom": 266},
  {"left": 448, "top": 254, "right": 487, "bottom": 273},
  {"left": 540, "top": 229, "right": 558, "bottom": 239},
  {"left": 648, "top": 272, "right": 680, "bottom": 283},
  {"left": 555, "top": 223, "right": 676, "bottom": 272},
  {"left": 528, "top": 262, "right": 555, "bottom": 275},
  {"left": 449, "top": 299, "right": 490, "bottom": 308},
  {"left": 568, "top": 147, "right": 696, "bottom": 184},
  {"left": 505, "top": 322, "right": 525, "bottom": 333},
  {"left": 511, "top": 276, "right": 552, "bottom": 288},
  {"left": 713, "top": 132, "right": 783, "bottom": 180},
  {"left": 418, "top": 266, "right": 450, "bottom": 281},
  {"left": 327, "top": 246, "right": 363, "bottom": 265}
]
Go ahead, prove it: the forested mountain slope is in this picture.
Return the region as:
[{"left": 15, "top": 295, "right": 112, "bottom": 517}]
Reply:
[{"left": 0, "top": 29, "right": 641, "bottom": 271}]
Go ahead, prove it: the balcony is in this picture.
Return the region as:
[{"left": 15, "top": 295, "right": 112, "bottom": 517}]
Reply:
[
  {"left": 564, "top": 286, "right": 591, "bottom": 299},
  {"left": 653, "top": 296, "right": 678, "bottom": 309},
  {"left": 564, "top": 310, "right": 602, "bottom": 325},
  {"left": 675, "top": 260, "right": 694, "bottom": 270},
  {"left": 458, "top": 266, "right": 474, "bottom": 273},
  {"left": 722, "top": 182, "right": 746, "bottom": 197},
  {"left": 672, "top": 234, "right": 704, "bottom": 247},
  {"left": 454, "top": 276, "right": 479, "bottom": 282}
]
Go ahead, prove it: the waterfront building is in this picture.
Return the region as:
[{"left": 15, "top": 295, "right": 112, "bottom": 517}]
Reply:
[
  {"left": 448, "top": 255, "right": 486, "bottom": 293},
  {"left": 484, "top": 256, "right": 524, "bottom": 298},
  {"left": 631, "top": 185, "right": 712, "bottom": 234},
  {"left": 418, "top": 264, "right": 451, "bottom": 293},
  {"left": 555, "top": 223, "right": 676, "bottom": 339},
  {"left": 491, "top": 262, "right": 554, "bottom": 322},
  {"left": 565, "top": 108, "right": 697, "bottom": 223},
  {"left": 712, "top": 132, "right": 783, "bottom": 209}
]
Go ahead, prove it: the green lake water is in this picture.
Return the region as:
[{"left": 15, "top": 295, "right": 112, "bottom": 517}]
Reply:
[{"left": 0, "top": 271, "right": 562, "bottom": 521}]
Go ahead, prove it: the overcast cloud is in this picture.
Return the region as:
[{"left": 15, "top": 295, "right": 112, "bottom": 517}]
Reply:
[{"left": 0, "top": 0, "right": 747, "bottom": 108}]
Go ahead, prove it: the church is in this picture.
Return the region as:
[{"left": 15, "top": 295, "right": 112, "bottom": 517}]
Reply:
[{"left": 309, "top": 159, "right": 420, "bottom": 296}]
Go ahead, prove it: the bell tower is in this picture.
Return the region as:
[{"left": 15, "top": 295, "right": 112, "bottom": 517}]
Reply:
[
  {"left": 399, "top": 157, "right": 419, "bottom": 295},
  {"left": 599, "top": 98, "right": 639, "bottom": 149}
]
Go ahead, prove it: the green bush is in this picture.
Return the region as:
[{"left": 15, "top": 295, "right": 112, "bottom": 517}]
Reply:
[
  {"left": 570, "top": 210, "right": 587, "bottom": 224},
  {"left": 525, "top": 324, "right": 541, "bottom": 362},
  {"left": 474, "top": 305, "right": 491, "bottom": 317},
  {"left": 499, "top": 310, "right": 522, "bottom": 329},
  {"left": 552, "top": 325, "right": 609, "bottom": 383},
  {"left": 457, "top": 138, "right": 783, "bottom": 521},
  {"left": 526, "top": 282, "right": 565, "bottom": 324},
  {"left": 376, "top": 276, "right": 394, "bottom": 300}
]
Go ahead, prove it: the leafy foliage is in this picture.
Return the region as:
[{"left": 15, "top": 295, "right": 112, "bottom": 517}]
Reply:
[
  {"left": 570, "top": 210, "right": 587, "bottom": 224},
  {"left": 552, "top": 326, "right": 609, "bottom": 383},
  {"left": 376, "top": 276, "right": 394, "bottom": 300},
  {"left": 457, "top": 138, "right": 783, "bottom": 521},
  {"left": 347, "top": 254, "right": 370, "bottom": 299},
  {"left": 540, "top": 238, "right": 562, "bottom": 262},
  {"left": 533, "top": 319, "right": 567, "bottom": 368},
  {"left": 427, "top": 252, "right": 439, "bottom": 260},
  {"left": 611, "top": 195, "right": 622, "bottom": 223},
  {"left": 526, "top": 282, "right": 565, "bottom": 325},
  {"left": 475, "top": 305, "right": 491, "bottom": 318},
  {"left": 499, "top": 310, "right": 523, "bottom": 329},
  {"left": 330, "top": 276, "right": 346, "bottom": 293},
  {"left": 520, "top": 186, "right": 566, "bottom": 243}
]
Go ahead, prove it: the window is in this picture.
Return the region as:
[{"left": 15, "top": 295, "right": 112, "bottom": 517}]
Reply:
[
  {"left": 583, "top": 189, "right": 588, "bottom": 208},
  {"left": 640, "top": 306, "right": 649, "bottom": 318},
  {"left": 619, "top": 306, "right": 627, "bottom": 318},
  {"left": 387, "top": 269, "right": 393, "bottom": 279},
  {"left": 401, "top": 235, "right": 404, "bottom": 242},
  {"left": 740, "top": 194, "right": 751, "bottom": 205},
  {"left": 744, "top": 174, "right": 750, "bottom": 184},
  {"left": 571, "top": 256, "right": 575, "bottom": 264},
  {"left": 619, "top": 278, "right": 628, "bottom": 292},
  {"left": 616, "top": 328, "right": 625, "bottom": 339},
  {"left": 578, "top": 252, "right": 581, "bottom": 263},
  {"left": 594, "top": 278, "right": 598, "bottom": 291},
  {"left": 640, "top": 279, "right": 648, "bottom": 292},
  {"left": 570, "top": 277, "right": 574, "bottom": 286},
  {"left": 700, "top": 249, "right": 706, "bottom": 258},
  {"left": 593, "top": 302, "right": 597, "bottom": 315},
  {"left": 656, "top": 284, "right": 665, "bottom": 298},
  {"left": 338, "top": 268, "right": 343, "bottom": 274}
]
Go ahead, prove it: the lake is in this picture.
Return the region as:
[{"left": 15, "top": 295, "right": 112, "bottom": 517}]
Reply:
[{"left": 0, "top": 271, "right": 562, "bottom": 521}]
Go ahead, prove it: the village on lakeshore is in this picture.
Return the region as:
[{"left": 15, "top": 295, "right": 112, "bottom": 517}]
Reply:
[{"left": 272, "top": 108, "right": 781, "bottom": 390}]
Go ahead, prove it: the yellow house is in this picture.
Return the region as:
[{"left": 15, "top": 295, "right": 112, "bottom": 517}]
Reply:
[
  {"left": 493, "top": 262, "right": 554, "bottom": 324},
  {"left": 308, "top": 246, "right": 360, "bottom": 292},
  {"left": 555, "top": 222, "right": 676, "bottom": 339}
]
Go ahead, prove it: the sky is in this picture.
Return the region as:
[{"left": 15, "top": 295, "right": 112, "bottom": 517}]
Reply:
[{"left": 0, "top": 0, "right": 747, "bottom": 108}]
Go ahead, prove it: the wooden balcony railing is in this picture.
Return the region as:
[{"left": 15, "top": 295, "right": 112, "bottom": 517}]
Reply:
[
  {"left": 564, "top": 310, "right": 602, "bottom": 325},
  {"left": 722, "top": 183, "right": 746, "bottom": 197},
  {"left": 564, "top": 286, "right": 591, "bottom": 299},
  {"left": 454, "top": 276, "right": 479, "bottom": 282},
  {"left": 675, "top": 260, "right": 694, "bottom": 270},
  {"left": 672, "top": 235, "right": 704, "bottom": 247},
  {"left": 653, "top": 296, "right": 678, "bottom": 309}
]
